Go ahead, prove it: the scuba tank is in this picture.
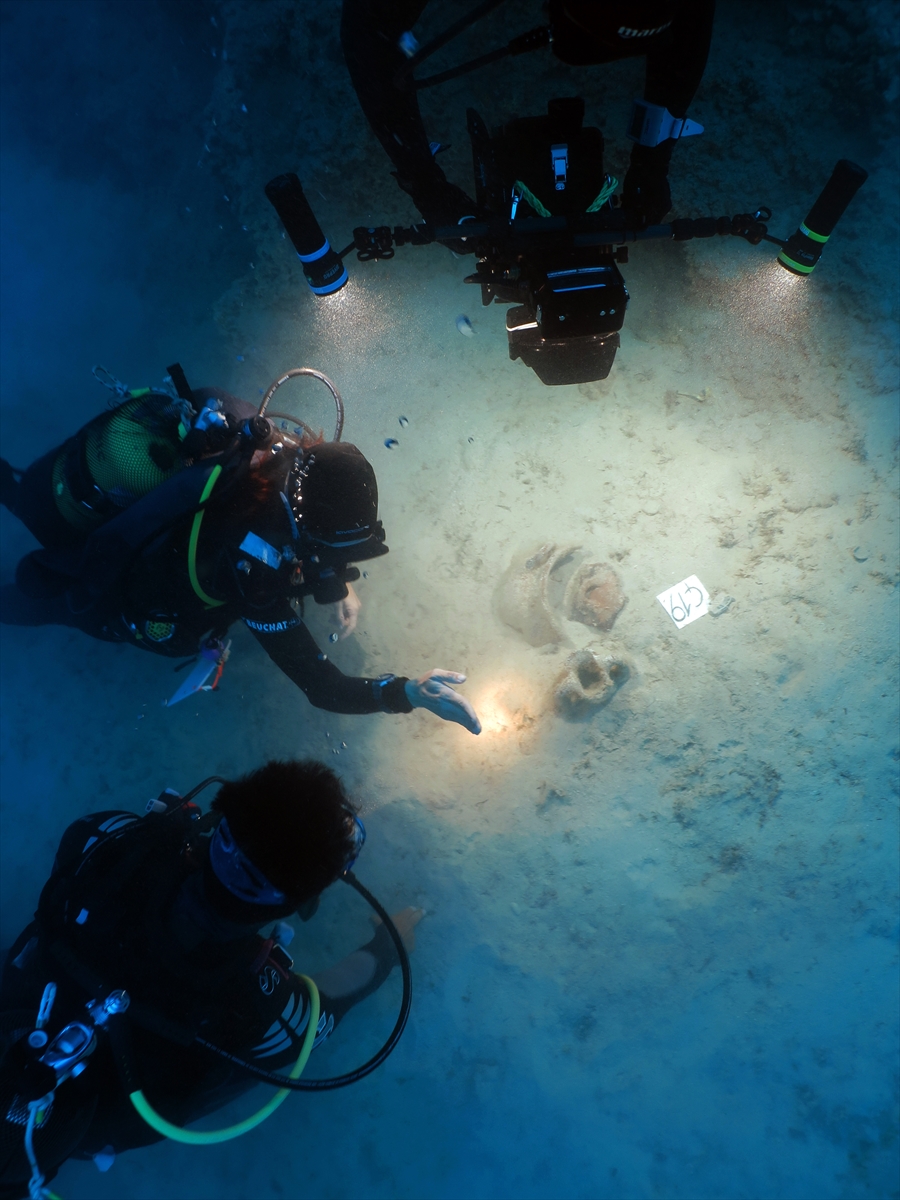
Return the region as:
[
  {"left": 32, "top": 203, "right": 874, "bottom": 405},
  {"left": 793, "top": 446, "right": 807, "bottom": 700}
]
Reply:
[
  {"left": 48, "top": 363, "right": 344, "bottom": 540},
  {"left": 18, "top": 366, "right": 361, "bottom": 664},
  {"left": 47, "top": 362, "right": 262, "bottom": 538},
  {"left": 50, "top": 364, "right": 202, "bottom": 535},
  {"left": 0, "top": 793, "right": 211, "bottom": 1197},
  {"left": 84, "top": 367, "right": 348, "bottom": 613}
]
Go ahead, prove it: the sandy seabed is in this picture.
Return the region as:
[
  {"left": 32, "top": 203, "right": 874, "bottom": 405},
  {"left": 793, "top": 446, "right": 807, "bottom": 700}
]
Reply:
[{"left": 1, "top": 2, "right": 897, "bottom": 1198}]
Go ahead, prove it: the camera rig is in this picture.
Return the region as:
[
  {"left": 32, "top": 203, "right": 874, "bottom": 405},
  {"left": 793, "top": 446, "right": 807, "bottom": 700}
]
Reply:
[{"left": 266, "top": 96, "right": 866, "bottom": 387}]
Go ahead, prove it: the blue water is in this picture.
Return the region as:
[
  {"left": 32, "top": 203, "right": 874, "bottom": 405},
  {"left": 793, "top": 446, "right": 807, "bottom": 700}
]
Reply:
[{"left": 1, "top": 2, "right": 898, "bottom": 1198}]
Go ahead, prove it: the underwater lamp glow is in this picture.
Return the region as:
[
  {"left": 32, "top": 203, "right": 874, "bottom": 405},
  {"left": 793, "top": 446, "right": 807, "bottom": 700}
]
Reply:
[
  {"left": 777, "top": 159, "right": 868, "bottom": 276},
  {"left": 265, "top": 173, "right": 348, "bottom": 296}
]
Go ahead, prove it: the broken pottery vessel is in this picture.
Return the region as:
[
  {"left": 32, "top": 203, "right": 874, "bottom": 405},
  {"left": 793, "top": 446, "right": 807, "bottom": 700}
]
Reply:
[
  {"left": 496, "top": 542, "right": 580, "bottom": 647},
  {"left": 564, "top": 562, "right": 626, "bottom": 631},
  {"left": 553, "top": 649, "right": 629, "bottom": 718}
]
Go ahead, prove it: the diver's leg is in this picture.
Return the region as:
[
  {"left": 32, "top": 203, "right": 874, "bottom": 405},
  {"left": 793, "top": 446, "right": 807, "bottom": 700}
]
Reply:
[
  {"left": 0, "top": 583, "right": 70, "bottom": 626},
  {"left": 623, "top": 0, "right": 715, "bottom": 223},
  {"left": 0, "top": 458, "right": 21, "bottom": 511},
  {"left": 1, "top": 444, "right": 81, "bottom": 551},
  {"left": 0, "top": 583, "right": 122, "bottom": 643},
  {"left": 341, "top": 0, "right": 433, "bottom": 178}
]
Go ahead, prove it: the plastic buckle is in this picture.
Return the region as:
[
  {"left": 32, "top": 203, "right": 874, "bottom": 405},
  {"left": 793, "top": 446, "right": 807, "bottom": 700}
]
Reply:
[
  {"left": 627, "top": 100, "right": 704, "bottom": 146},
  {"left": 550, "top": 144, "right": 568, "bottom": 191}
]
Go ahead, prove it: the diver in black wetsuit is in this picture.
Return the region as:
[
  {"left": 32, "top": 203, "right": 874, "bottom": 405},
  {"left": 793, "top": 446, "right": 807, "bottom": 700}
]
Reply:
[
  {"left": 341, "top": 0, "right": 714, "bottom": 226},
  {"left": 0, "top": 374, "right": 481, "bottom": 733},
  {"left": 0, "top": 759, "right": 422, "bottom": 1198}
]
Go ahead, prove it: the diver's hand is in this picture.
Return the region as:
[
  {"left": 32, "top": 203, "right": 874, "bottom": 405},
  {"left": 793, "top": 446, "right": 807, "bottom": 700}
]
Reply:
[
  {"left": 372, "top": 907, "right": 425, "bottom": 953},
  {"left": 404, "top": 669, "right": 482, "bottom": 735},
  {"left": 330, "top": 583, "right": 361, "bottom": 639}
]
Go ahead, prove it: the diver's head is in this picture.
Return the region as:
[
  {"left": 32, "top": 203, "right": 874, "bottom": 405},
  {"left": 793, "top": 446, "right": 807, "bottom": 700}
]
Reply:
[
  {"left": 220, "top": 436, "right": 388, "bottom": 601},
  {"left": 236, "top": 438, "right": 389, "bottom": 567},
  {"left": 288, "top": 441, "right": 389, "bottom": 564},
  {"left": 204, "top": 760, "right": 364, "bottom": 923}
]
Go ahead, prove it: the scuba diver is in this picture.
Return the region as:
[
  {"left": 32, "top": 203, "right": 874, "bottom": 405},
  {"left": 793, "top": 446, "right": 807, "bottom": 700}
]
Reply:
[
  {"left": 0, "top": 759, "right": 422, "bottom": 1199},
  {"left": 0, "top": 365, "right": 481, "bottom": 732},
  {"left": 341, "top": 0, "right": 715, "bottom": 228}
]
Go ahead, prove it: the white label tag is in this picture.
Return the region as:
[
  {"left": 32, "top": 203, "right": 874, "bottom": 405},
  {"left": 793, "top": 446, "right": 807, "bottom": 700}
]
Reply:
[{"left": 657, "top": 575, "right": 710, "bottom": 629}]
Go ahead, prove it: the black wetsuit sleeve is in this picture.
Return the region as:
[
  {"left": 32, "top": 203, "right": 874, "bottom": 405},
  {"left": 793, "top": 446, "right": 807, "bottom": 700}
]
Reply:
[
  {"left": 644, "top": 0, "right": 715, "bottom": 117},
  {"left": 341, "top": 0, "right": 434, "bottom": 181},
  {"left": 231, "top": 925, "right": 398, "bottom": 1071},
  {"left": 243, "top": 601, "right": 412, "bottom": 714}
]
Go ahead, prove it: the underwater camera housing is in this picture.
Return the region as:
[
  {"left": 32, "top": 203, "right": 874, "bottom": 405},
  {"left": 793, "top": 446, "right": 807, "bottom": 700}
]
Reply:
[
  {"left": 266, "top": 103, "right": 867, "bottom": 388},
  {"left": 465, "top": 97, "right": 628, "bottom": 385}
]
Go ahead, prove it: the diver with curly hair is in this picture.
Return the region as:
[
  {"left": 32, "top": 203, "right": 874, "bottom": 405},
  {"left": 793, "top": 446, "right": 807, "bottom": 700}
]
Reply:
[{"left": 0, "top": 759, "right": 422, "bottom": 1197}]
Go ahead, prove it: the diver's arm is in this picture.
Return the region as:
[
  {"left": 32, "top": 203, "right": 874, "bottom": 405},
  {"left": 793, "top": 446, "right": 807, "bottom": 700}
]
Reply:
[
  {"left": 340, "top": 0, "right": 476, "bottom": 221},
  {"left": 226, "top": 923, "right": 401, "bottom": 1071},
  {"left": 244, "top": 602, "right": 413, "bottom": 714},
  {"left": 340, "top": 0, "right": 433, "bottom": 180},
  {"left": 329, "top": 582, "right": 361, "bottom": 640}
]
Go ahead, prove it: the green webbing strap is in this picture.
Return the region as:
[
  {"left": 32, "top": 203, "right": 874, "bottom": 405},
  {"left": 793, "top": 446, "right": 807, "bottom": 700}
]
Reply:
[
  {"left": 513, "top": 174, "right": 619, "bottom": 219},
  {"left": 586, "top": 175, "right": 618, "bottom": 212},
  {"left": 513, "top": 180, "right": 551, "bottom": 218},
  {"left": 188, "top": 465, "right": 225, "bottom": 609}
]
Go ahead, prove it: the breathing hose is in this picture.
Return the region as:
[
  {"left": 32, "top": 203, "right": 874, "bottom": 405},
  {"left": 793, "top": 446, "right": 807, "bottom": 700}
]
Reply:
[
  {"left": 125, "top": 874, "right": 411, "bottom": 1147},
  {"left": 257, "top": 367, "right": 344, "bottom": 442},
  {"left": 128, "top": 974, "right": 320, "bottom": 1145},
  {"left": 186, "top": 465, "right": 225, "bottom": 609},
  {"left": 192, "top": 870, "right": 413, "bottom": 1092},
  {"left": 178, "top": 780, "right": 413, "bottom": 1091}
]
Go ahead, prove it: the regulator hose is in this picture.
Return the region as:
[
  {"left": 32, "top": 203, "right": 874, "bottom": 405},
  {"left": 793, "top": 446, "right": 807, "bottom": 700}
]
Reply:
[
  {"left": 193, "top": 869, "right": 412, "bottom": 1091},
  {"left": 257, "top": 367, "right": 344, "bottom": 442},
  {"left": 128, "top": 973, "right": 320, "bottom": 1144}
]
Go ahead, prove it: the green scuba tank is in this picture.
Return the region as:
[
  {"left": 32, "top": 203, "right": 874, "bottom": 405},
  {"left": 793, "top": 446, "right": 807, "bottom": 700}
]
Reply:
[{"left": 52, "top": 386, "right": 194, "bottom": 535}]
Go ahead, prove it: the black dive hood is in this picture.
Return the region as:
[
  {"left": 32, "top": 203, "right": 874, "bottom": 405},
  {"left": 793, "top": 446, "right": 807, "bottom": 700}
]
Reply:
[
  {"left": 220, "top": 368, "right": 389, "bottom": 602},
  {"left": 290, "top": 441, "right": 389, "bottom": 566}
]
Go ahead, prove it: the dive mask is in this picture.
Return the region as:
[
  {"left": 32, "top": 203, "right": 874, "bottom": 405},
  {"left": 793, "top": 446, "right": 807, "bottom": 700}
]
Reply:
[
  {"left": 209, "top": 817, "right": 287, "bottom": 906},
  {"left": 209, "top": 814, "right": 367, "bottom": 906}
]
